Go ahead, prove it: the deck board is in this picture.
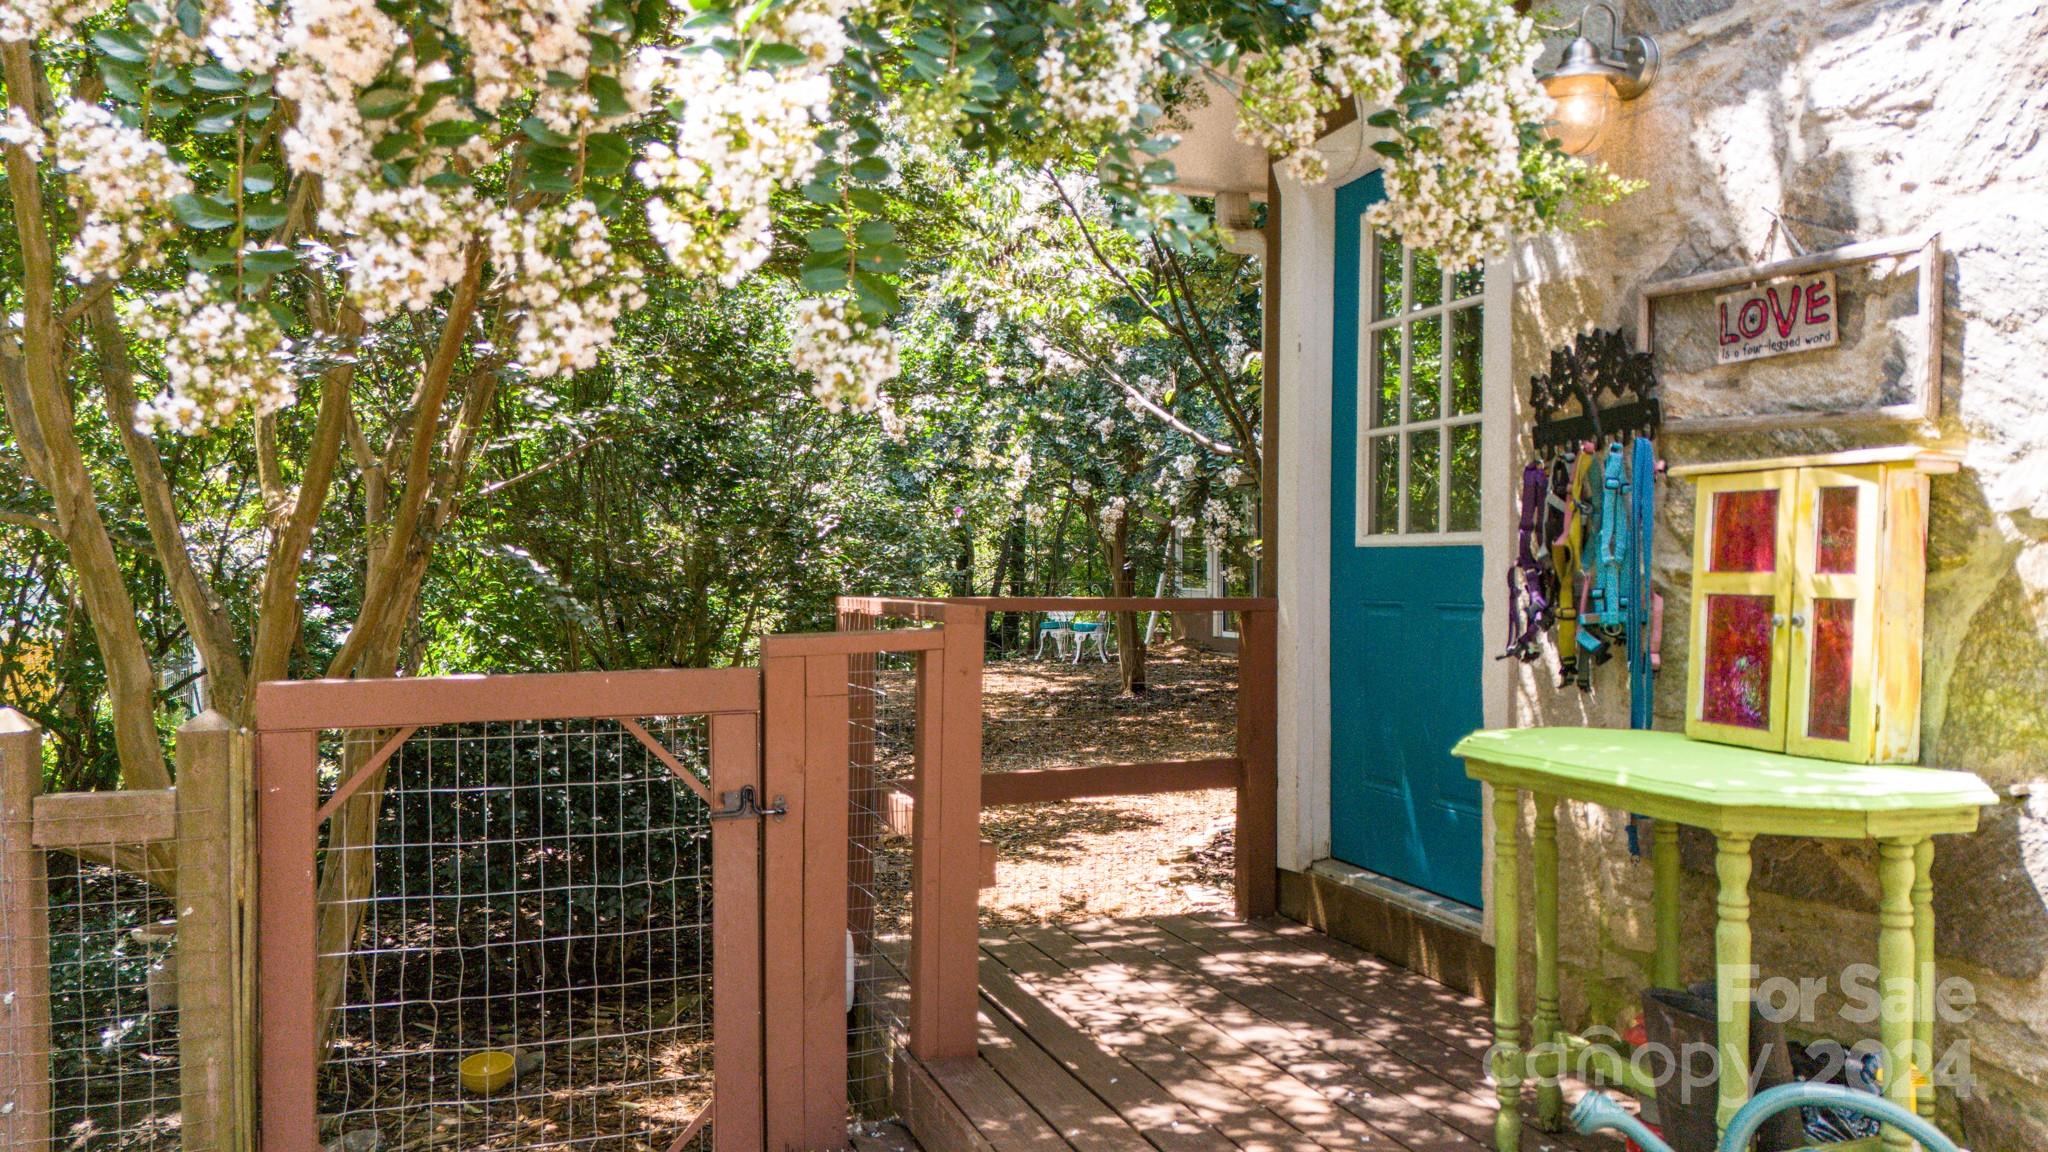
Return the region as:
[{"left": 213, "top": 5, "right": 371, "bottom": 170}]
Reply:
[{"left": 885, "top": 916, "right": 1624, "bottom": 1152}]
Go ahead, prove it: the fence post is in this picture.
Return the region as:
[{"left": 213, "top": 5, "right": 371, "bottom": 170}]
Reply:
[
  {"left": 908, "top": 606, "right": 982, "bottom": 1061},
  {"left": 176, "top": 710, "right": 244, "bottom": 1152},
  {"left": 0, "top": 709, "right": 50, "bottom": 1152},
  {"left": 1235, "top": 607, "right": 1278, "bottom": 919}
]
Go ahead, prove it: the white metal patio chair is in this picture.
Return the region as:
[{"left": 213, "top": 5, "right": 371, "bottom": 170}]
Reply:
[
  {"left": 1070, "top": 619, "right": 1113, "bottom": 663},
  {"left": 1035, "top": 612, "right": 1077, "bottom": 660}
]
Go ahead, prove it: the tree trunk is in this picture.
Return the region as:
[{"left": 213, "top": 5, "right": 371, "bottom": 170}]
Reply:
[{"left": 1107, "top": 515, "right": 1146, "bottom": 695}]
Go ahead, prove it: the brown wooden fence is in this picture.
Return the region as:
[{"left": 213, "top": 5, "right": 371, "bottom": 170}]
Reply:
[{"left": 0, "top": 595, "right": 1277, "bottom": 1151}]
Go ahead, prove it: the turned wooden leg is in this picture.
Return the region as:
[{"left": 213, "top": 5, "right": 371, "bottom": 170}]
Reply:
[
  {"left": 1714, "top": 833, "right": 1754, "bottom": 1138},
  {"left": 1880, "top": 838, "right": 1922, "bottom": 1152},
  {"left": 1653, "top": 820, "right": 1682, "bottom": 990},
  {"left": 1533, "top": 793, "right": 1563, "bottom": 1130},
  {"left": 1491, "top": 788, "right": 1523, "bottom": 1152},
  {"left": 1913, "top": 838, "right": 1936, "bottom": 1118}
]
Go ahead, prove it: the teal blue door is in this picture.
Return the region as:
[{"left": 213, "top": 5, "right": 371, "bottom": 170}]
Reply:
[{"left": 1328, "top": 171, "right": 1487, "bottom": 908}]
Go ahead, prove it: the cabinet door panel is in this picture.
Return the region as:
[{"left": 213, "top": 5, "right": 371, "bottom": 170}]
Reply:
[
  {"left": 1786, "top": 466, "right": 1882, "bottom": 761},
  {"left": 1686, "top": 470, "right": 1797, "bottom": 750}
]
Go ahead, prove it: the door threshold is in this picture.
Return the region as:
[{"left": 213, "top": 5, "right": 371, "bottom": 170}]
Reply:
[{"left": 1310, "top": 858, "right": 1483, "bottom": 935}]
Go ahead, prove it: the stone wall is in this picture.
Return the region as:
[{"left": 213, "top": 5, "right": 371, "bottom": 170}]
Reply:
[{"left": 1505, "top": 1, "right": 2048, "bottom": 1145}]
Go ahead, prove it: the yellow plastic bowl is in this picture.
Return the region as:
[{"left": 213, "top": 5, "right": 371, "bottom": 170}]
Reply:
[{"left": 459, "top": 1050, "right": 517, "bottom": 1095}]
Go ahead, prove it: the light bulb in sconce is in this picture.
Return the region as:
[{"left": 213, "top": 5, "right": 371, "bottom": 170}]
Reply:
[
  {"left": 1543, "top": 66, "right": 1618, "bottom": 156},
  {"left": 1538, "top": 3, "right": 1658, "bottom": 158}
]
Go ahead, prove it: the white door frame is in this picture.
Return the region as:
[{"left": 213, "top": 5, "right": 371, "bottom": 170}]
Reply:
[{"left": 1272, "top": 119, "right": 1516, "bottom": 887}]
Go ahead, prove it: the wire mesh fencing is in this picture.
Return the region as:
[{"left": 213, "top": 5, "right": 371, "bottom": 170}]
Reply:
[
  {"left": 311, "top": 717, "right": 715, "bottom": 1152},
  {"left": 845, "top": 648, "right": 917, "bottom": 1126},
  {"left": 0, "top": 744, "right": 199, "bottom": 1152}
]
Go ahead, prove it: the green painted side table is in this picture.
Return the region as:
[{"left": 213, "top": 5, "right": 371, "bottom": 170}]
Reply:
[{"left": 1453, "top": 727, "right": 1996, "bottom": 1152}]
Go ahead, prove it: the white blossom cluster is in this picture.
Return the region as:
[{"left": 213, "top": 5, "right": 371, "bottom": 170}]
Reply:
[
  {"left": 1098, "top": 494, "right": 1128, "bottom": 535},
  {"left": 789, "top": 296, "right": 903, "bottom": 420},
  {"left": 1034, "top": 0, "right": 1167, "bottom": 141},
  {"left": 484, "top": 199, "right": 648, "bottom": 377},
  {"left": 1233, "top": 0, "right": 1556, "bottom": 266},
  {"left": 637, "top": 47, "right": 833, "bottom": 287},
  {"left": 0, "top": 0, "right": 101, "bottom": 43},
  {"left": 324, "top": 182, "right": 478, "bottom": 320},
  {"left": 52, "top": 102, "right": 192, "bottom": 281},
  {"left": 452, "top": 0, "right": 597, "bottom": 113},
  {"left": 0, "top": 107, "right": 43, "bottom": 162},
  {"left": 1364, "top": 24, "right": 1552, "bottom": 267},
  {"left": 129, "top": 276, "right": 294, "bottom": 435},
  {"left": 276, "top": 0, "right": 398, "bottom": 176},
  {"left": 203, "top": 0, "right": 285, "bottom": 73}
]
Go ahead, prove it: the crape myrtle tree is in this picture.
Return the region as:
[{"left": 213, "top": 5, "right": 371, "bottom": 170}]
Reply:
[
  {"left": 0, "top": 0, "right": 1631, "bottom": 1029},
  {"left": 945, "top": 165, "right": 1261, "bottom": 692}
]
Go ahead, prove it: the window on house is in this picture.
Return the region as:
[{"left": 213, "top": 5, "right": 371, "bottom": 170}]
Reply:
[{"left": 1360, "top": 234, "right": 1486, "bottom": 542}]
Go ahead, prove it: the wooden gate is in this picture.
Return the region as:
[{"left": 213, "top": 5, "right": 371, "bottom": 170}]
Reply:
[
  {"left": 252, "top": 669, "right": 765, "bottom": 1152},
  {"left": 251, "top": 627, "right": 952, "bottom": 1152}
]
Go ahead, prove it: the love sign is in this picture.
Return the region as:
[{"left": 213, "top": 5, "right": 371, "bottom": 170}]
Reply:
[{"left": 1714, "top": 271, "right": 1837, "bottom": 364}]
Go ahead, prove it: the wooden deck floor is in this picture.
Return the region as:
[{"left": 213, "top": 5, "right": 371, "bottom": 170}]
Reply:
[{"left": 879, "top": 915, "right": 1624, "bottom": 1152}]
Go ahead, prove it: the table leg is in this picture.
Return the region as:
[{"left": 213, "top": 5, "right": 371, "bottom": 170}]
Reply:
[
  {"left": 1653, "top": 819, "right": 1681, "bottom": 990},
  {"left": 1714, "top": 833, "right": 1753, "bottom": 1138},
  {"left": 1880, "top": 838, "right": 1922, "bottom": 1151},
  {"left": 1533, "top": 792, "right": 1563, "bottom": 1130},
  {"left": 1913, "top": 838, "right": 1936, "bottom": 1117},
  {"left": 1492, "top": 788, "right": 1522, "bottom": 1152}
]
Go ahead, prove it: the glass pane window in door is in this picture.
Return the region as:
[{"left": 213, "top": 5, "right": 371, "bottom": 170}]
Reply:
[
  {"left": 1375, "top": 235, "right": 1403, "bottom": 320},
  {"left": 1410, "top": 248, "right": 1443, "bottom": 310},
  {"left": 1371, "top": 327, "right": 1401, "bottom": 428},
  {"left": 1806, "top": 597, "right": 1856, "bottom": 741},
  {"left": 1701, "top": 593, "right": 1776, "bottom": 729},
  {"left": 1449, "top": 305, "right": 1483, "bottom": 416},
  {"left": 1453, "top": 263, "right": 1485, "bottom": 300},
  {"left": 1710, "top": 488, "right": 1780, "bottom": 572},
  {"left": 1408, "top": 314, "right": 1442, "bottom": 422},
  {"left": 1447, "top": 423, "right": 1482, "bottom": 533},
  {"left": 1815, "top": 486, "right": 1859, "bottom": 573},
  {"left": 1406, "top": 429, "right": 1442, "bottom": 533},
  {"left": 1368, "top": 434, "right": 1400, "bottom": 535}
]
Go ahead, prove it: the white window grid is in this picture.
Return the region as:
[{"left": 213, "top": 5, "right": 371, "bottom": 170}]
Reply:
[{"left": 1356, "top": 233, "right": 1485, "bottom": 546}]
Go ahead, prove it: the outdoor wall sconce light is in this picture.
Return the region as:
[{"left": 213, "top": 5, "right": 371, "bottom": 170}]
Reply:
[{"left": 1540, "top": 2, "right": 1659, "bottom": 156}]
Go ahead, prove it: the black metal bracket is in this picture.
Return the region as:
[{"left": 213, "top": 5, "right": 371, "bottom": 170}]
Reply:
[
  {"left": 1530, "top": 328, "right": 1660, "bottom": 453},
  {"left": 709, "top": 785, "right": 787, "bottom": 821}
]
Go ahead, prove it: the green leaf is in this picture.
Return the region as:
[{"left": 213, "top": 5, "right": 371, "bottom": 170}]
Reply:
[
  {"left": 853, "top": 220, "right": 894, "bottom": 245},
  {"left": 126, "top": 1, "right": 159, "bottom": 25},
  {"left": 425, "top": 171, "right": 474, "bottom": 190},
  {"left": 173, "top": 0, "right": 201, "bottom": 37},
  {"left": 356, "top": 87, "right": 413, "bottom": 120},
  {"left": 241, "top": 247, "right": 299, "bottom": 274},
  {"left": 170, "top": 193, "right": 237, "bottom": 230},
  {"left": 800, "top": 262, "right": 850, "bottom": 293},
  {"left": 187, "top": 245, "right": 238, "bottom": 270},
  {"left": 751, "top": 43, "right": 808, "bottom": 68},
  {"left": 848, "top": 155, "right": 890, "bottom": 183},
  {"left": 424, "top": 119, "right": 486, "bottom": 144},
  {"left": 855, "top": 242, "right": 907, "bottom": 274},
  {"left": 241, "top": 163, "right": 278, "bottom": 193},
  {"left": 192, "top": 108, "right": 240, "bottom": 134},
  {"left": 806, "top": 226, "right": 847, "bottom": 252},
  {"left": 1369, "top": 140, "right": 1405, "bottom": 159},
  {"left": 850, "top": 270, "right": 899, "bottom": 316},
  {"left": 191, "top": 64, "right": 245, "bottom": 92},
  {"left": 520, "top": 116, "right": 575, "bottom": 147},
  {"left": 90, "top": 30, "right": 149, "bottom": 63},
  {"left": 243, "top": 203, "right": 289, "bottom": 231},
  {"left": 99, "top": 60, "right": 143, "bottom": 103},
  {"left": 588, "top": 73, "right": 632, "bottom": 119}
]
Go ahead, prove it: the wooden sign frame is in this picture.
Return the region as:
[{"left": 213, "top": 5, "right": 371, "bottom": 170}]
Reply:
[{"left": 1637, "top": 232, "right": 1944, "bottom": 435}]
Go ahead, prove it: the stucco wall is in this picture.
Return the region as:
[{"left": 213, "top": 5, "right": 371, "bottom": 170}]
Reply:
[{"left": 1505, "top": 1, "right": 2048, "bottom": 1145}]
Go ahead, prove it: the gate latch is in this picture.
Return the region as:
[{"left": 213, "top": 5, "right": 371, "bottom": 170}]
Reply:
[{"left": 709, "top": 785, "right": 787, "bottom": 822}]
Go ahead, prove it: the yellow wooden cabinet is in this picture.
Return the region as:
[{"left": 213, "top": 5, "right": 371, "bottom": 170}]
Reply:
[{"left": 1673, "top": 447, "right": 1958, "bottom": 764}]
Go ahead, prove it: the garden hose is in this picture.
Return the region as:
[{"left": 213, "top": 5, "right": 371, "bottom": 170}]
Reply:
[{"left": 1570, "top": 1082, "right": 1965, "bottom": 1152}]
